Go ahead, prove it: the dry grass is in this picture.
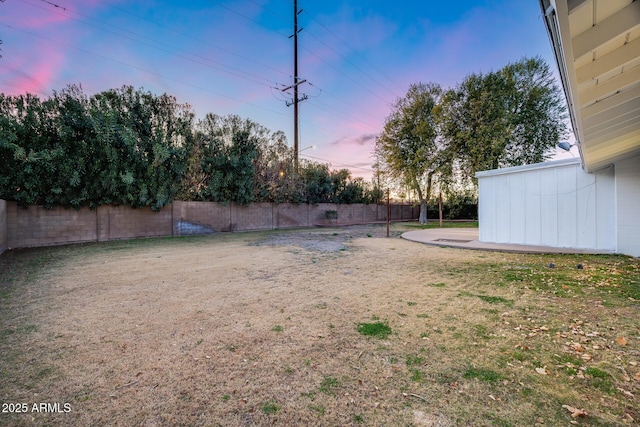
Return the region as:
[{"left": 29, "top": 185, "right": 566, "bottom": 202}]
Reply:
[{"left": 0, "top": 223, "right": 639, "bottom": 426}]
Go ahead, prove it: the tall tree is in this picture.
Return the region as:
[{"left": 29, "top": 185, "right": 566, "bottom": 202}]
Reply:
[
  {"left": 191, "top": 114, "right": 261, "bottom": 204},
  {"left": 438, "top": 56, "right": 568, "bottom": 182},
  {"left": 0, "top": 92, "right": 63, "bottom": 207},
  {"left": 0, "top": 84, "right": 193, "bottom": 210},
  {"left": 300, "top": 162, "right": 333, "bottom": 204},
  {"left": 375, "top": 82, "right": 445, "bottom": 223},
  {"left": 88, "top": 86, "right": 193, "bottom": 210},
  {"left": 251, "top": 130, "right": 300, "bottom": 203},
  {"left": 0, "top": 84, "right": 380, "bottom": 208}
]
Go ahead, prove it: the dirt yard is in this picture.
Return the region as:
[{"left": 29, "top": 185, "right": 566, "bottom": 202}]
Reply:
[{"left": 1, "top": 224, "right": 639, "bottom": 426}]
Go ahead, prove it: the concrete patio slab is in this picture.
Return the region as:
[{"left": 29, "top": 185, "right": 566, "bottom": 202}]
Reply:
[{"left": 401, "top": 228, "right": 613, "bottom": 254}]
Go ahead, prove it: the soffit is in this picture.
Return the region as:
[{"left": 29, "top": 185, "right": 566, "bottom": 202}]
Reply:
[{"left": 543, "top": 0, "right": 640, "bottom": 171}]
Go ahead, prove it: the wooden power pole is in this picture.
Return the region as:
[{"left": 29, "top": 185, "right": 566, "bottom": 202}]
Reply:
[{"left": 281, "top": 0, "right": 307, "bottom": 173}]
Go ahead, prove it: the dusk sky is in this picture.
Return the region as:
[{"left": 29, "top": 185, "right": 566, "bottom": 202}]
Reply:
[{"left": 0, "top": 0, "right": 574, "bottom": 179}]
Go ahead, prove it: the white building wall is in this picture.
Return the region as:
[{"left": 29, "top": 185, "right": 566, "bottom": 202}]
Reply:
[
  {"left": 477, "top": 159, "right": 616, "bottom": 251},
  {"left": 524, "top": 171, "right": 541, "bottom": 245},
  {"left": 477, "top": 176, "right": 494, "bottom": 243},
  {"left": 615, "top": 154, "right": 640, "bottom": 257},
  {"left": 540, "top": 168, "right": 559, "bottom": 246}
]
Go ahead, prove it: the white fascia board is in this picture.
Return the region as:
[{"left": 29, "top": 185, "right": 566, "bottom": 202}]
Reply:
[{"left": 475, "top": 158, "right": 582, "bottom": 178}]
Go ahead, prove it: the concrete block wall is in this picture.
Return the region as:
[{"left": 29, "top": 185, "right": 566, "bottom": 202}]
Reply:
[
  {"left": 361, "top": 204, "right": 378, "bottom": 223},
  {"left": 6, "top": 202, "right": 98, "bottom": 249},
  {"left": 385, "top": 204, "right": 419, "bottom": 222},
  {"left": 337, "top": 204, "right": 360, "bottom": 224},
  {"left": 172, "top": 201, "right": 231, "bottom": 234},
  {"left": 336, "top": 204, "right": 377, "bottom": 224},
  {"left": 0, "top": 199, "right": 7, "bottom": 255},
  {"left": 97, "top": 205, "right": 172, "bottom": 241},
  {"left": 274, "top": 203, "right": 310, "bottom": 228},
  {"left": 232, "top": 203, "right": 273, "bottom": 231},
  {"left": 3, "top": 201, "right": 418, "bottom": 250},
  {"left": 309, "top": 203, "right": 337, "bottom": 226}
]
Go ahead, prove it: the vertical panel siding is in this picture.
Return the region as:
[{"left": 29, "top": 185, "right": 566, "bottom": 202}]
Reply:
[
  {"left": 595, "top": 166, "right": 616, "bottom": 250},
  {"left": 509, "top": 172, "right": 525, "bottom": 244},
  {"left": 539, "top": 168, "right": 559, "bottom": 247},
  {"left": 477, "top": 177, "right": 495, "bottom": 242},
  {"left": 477, "top": 160, "right": 616, "bottom": 251},
  {"left": 495, "top": 176, "right": 510, "bottom": 243},
  {"left": 576, "top": 169, "right": 596, "bottom": 248},
  {"left": 524, "top": 171, "right": 541, "bottom": 245},
  {"left": 557, "top": 166, "right": 577, "bottom": 248},
  {"left": 616, "top": 154, "right": 640, "bottom": 257}
]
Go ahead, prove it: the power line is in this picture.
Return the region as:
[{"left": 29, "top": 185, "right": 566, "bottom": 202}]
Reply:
[
  {"left": 0, "top": 24, "right": 366, "bottom": 148},
  {"left": 0, "top": 78, "right": 52, "bottom": 97},
  {"left": 194, "top": 1, "right": 391, "bottom": 147},
  {"left": 306, "top": 81, "right": 382, "bottom": 124},
  {"left": 203, "top": 1, "right": 394, "bottom": 112},
  {"left": 1, "top": 23, "right": 291, "bottom": 118},
  {"left": 246, "top": 0, "right": 292, "bottom": 24},
  {"left": 301, "top": 7, "right": 405, "bottom": 95},
  {"left": 0, "top": 43, "right": 53, "bottom": 97},
  {"left": 43, "top": 0, "right": 382, "bottom": 140},
  {"left": 283, "top": 0, "right": 307, "bottom": 172},
  {"left": 95, "top": 0, "right": 290, "bottom": 78},
  {"left": 305, "top": 97, "right": 379, "bottom": 130},
  {"left": 208, "top": 0, "right": 292, "bottom": 39},
  {"left": 298, "top": 44, "right": 393, "bottom": 106},
  {"left": 2, "top": 0, "right": 385, "bottom": 166},
  {"left": 302, "top": 27, "right": 398, "bottom": 99},
  {"left": 23, "top": 0, "right": 281, "bottom": 88},
  {"left": 1, "top": 26, "right": 373, "bottom": 146}
]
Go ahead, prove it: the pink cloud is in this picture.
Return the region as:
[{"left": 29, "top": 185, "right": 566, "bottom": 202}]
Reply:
[
  {"left": 5, "top": 0, "right": 75, "bottom": 29},
  {"left": 18, "top": 12, "right": 71, "bottom": 29},
  {"left": 0, "top": 0, "right": 110, "bottom": 96},
  {"left": 0, "top": 40, "right": 66, "bottom": 95}
]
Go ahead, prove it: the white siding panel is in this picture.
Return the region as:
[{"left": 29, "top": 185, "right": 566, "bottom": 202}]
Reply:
[
  {"left": 616, "top": 154, "right": 640, "bottom": 257},
  {"left": 477, "top": 158, "right": 617, "bottom": 252},
  {"left": 557, "top": 166, "right": 578, "bottom": 248},
  {"left": 540, "top": 168, "right": 559, "bottom": 247},
  {"left": 524, "top": 170, "right": 542, "bottom": 245},
  {"left": 596, "top": 166, "right": 616, "bottom": 250},
  {"left": 509, "top": 173, "right": 525, "bottom": 244},
  {"left": 576, "top": 170, "right": 597, "bottom": 248},
  {"left": 495, "top": 175, "right": 511, "bottom": 242},
  {"left": 477, "top": 177, "right": 496, "bottom": 242}
]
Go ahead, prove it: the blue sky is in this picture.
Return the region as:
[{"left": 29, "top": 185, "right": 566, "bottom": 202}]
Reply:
[{"left": 0, "top": 0, "right": 574, "bottom": 179}]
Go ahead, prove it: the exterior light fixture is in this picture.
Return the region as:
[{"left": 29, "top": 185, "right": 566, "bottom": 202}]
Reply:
[{"left": 558, "top": 141, "right": 576, "bottom": 151}]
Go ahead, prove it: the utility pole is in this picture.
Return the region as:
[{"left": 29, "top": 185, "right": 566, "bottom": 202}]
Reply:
[
  {"left": 293, "top": 0, "right": 301, "bottom": 173},
  {"left": 281, "top": 0, "right": 307, "bottom": 173}
]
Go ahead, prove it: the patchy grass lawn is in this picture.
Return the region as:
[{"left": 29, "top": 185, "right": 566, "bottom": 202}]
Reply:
[
  {"left": 0, "top": 223, "right": 638, "bottom": 426},
  {"left": 403, "top": 220, "right": 479, "bottom": 229}
]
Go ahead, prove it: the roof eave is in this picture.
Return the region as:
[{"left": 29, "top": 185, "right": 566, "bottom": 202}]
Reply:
[{"left": 540, "top": 0, "right": 588, "bottom": 170}]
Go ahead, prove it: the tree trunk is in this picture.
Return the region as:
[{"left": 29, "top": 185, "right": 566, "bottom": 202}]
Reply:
[
  {"left": 414, "top": 172, "right": 434, "bottom": 224},
  {"left": 413, "top": 175, "right": 431, "bottom": 224},
  {"left": 419, "top": 199, "right": 428, "bottom": 224},
  {"left": 414, "top": 180, "right": 428, "bottom": 224}
]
